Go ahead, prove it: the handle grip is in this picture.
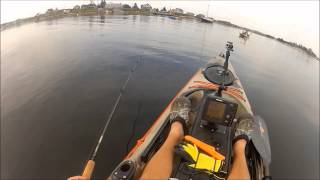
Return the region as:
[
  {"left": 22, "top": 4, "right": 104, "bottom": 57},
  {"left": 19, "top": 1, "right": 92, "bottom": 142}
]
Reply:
[{"left": 82, "top": 160, "right": 95, "bottom": 179}]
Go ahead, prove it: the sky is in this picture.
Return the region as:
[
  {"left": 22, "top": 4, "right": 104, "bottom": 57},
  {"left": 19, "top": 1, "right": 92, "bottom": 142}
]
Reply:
[{"left": 1, "top": 1, "right": 319, "bottom": 57}]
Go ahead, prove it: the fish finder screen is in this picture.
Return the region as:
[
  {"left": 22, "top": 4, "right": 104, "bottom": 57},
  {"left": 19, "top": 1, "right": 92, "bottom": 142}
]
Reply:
[{"left": 203, "top": 100, "right": 226, "bottom": 122}]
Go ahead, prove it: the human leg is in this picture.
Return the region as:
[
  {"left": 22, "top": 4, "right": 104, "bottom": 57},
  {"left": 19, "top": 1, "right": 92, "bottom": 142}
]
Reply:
[
  {"left": 140, "top": 97, "right": 191, "bottom": 179},
  {"left": 227, "top": 139, "right": 250, "bottom": 180},
  {"left": 228, "top": 116, "right": 254, "bottom": 180},
  {"left": 139, "top": 122, "right": 184, "bottom": 180}
]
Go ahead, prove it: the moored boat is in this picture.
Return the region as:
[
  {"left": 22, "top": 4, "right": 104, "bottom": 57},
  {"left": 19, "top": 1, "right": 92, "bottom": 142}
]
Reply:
[
  {"left": 201, "top": 17, "right": 214, "bottom": 23},
  {"left": 107, "top": 42, "right": 271, "bottom": 180},
  {"left": 168, "top": 16, "right": 177, "bottom": 20},
  {"left": 239, "top": 30, "right": 250, "bottom": 39},
  {"left": 201, "top": 4, "right": 214, "bottom": 24}
]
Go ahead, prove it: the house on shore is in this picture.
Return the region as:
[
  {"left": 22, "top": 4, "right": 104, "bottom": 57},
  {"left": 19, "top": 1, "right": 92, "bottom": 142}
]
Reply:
[
  {"left": 105, "top": 3, "right": 122, "bottom": 9},
  {"left": 170, "top": 8, "right": 183, "bottom": 15},
  {"left": 185, "top": 12, "right": 194, "bottom": 17},
  {"left": 63, "top": 9, "right": 71, "bottom": 14},
  {"left": 46, "top": 8, "right": 54, "bottom": 14},
  {"left": 157, "top": 7, "right": 169, "bottom": 16},
  {"left": 196, "top": 14, "right": 205, "bottom": 19},
  {"left": 73, "top": 5, "right": 80, "bottom": 10},
  {"left": 81, "top": 3, "right": 97, "bottom": 9}
]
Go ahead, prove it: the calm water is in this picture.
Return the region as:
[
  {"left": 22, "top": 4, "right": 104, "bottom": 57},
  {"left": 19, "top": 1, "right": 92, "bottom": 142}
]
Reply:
[{"left": 1, "top": 15, "right": 319, "bottom": 179}]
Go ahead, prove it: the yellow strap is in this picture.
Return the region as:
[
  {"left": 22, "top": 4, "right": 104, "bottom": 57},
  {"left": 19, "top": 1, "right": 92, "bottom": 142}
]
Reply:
[
  {"left": 187, "top": 153, "right": 222, "bottom": 172},
  {"left": 181, "top": 143, "right": 199, "bottom": 161},
  {"left": 214, "top": 160, "right": 222, "bottom": 172},
  {"left": 195, "top": 153, "right": 215, "bottom": 171},
  {"left": 181, "top": 141, "right": 223, "bottom": 173}
]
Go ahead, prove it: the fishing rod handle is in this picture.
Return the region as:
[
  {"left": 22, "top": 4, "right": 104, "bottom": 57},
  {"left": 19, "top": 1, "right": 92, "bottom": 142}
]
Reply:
[{"left": 82, "top": 160, "right": 95, "bottom": 179}]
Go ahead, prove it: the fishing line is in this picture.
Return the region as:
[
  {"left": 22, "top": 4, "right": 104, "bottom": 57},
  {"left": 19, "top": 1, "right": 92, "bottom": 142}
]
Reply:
[
  {"left": 125, "top": 56, "right": 145, "bottom": 155},
  {"left": 125, "top": 100, "right": 142, "bottom": 154}
]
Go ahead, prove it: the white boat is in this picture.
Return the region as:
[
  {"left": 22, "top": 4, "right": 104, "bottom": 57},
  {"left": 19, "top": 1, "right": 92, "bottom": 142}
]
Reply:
[{"left": 201, "top": 17, "right": 214, "bottom": 23}]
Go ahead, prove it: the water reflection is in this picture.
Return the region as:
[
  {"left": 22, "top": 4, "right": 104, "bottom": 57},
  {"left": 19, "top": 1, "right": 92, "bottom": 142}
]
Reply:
[
  {"left": 88, "top": 15, "right": 94, "bottom": 28},
  {"left": 100, "top": 15, "right": 105, "bottom": 23}
]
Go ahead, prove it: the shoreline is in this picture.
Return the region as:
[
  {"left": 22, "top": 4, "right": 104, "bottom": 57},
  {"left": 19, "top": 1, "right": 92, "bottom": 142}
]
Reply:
[{"left": 1, "top": 8, "right": 318, "bottom": 60}]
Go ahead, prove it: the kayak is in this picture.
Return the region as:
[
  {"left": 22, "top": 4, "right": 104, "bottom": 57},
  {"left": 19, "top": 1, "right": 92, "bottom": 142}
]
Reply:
[{"left": 108, "top": 43, "right": 271, "bottom": 180}]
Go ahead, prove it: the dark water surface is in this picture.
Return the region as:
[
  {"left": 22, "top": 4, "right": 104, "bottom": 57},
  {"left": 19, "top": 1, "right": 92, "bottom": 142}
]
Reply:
[{"left": 1, "top": 15, "right": 319, "bottom": 179}]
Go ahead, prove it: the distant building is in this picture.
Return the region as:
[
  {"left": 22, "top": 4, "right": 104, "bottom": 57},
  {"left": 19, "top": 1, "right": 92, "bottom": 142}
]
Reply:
[
  {"left": 81, "top": 3, "right": 97, "bottom": 9},
  {"left": 172, "top": 8, "right": 183, "bottom": 15},
  {"left": 196, "top": 14, "right": 205, "bottom": 18},
  {"left": 105, "top": 3, "right": 122, "bottom": 9},
  {"left": 141, "top": 4, "right": 152, "bottom": 10},
  {"left": 104, "top": 9, "right": 113, "bottom": 14},
  {"left": 113, "top": 8, "right": 125, "bottom": 15},
  {"left": 46, "top": 8, "right": 54, "bottom": 13},
  {"left": 63, "top": 9, "right": 71, "bottom": 14},
  {"left": 158, "top": 7, "right": 169, "bottom": 16},
  {"left": 185, "top": 12, "right": 194, "bottom": 16},
  {"left": 73, "top": 5, "right": 80, "bottom": 10}
]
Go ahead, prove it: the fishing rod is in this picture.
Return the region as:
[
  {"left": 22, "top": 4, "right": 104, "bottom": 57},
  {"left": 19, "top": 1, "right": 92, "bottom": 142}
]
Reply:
[{"left": 82, "top": 59, "right": 141, "bottom": 179}]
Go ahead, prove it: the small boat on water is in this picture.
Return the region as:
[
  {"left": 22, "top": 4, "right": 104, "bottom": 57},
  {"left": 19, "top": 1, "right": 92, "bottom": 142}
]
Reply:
[
  {"left": 201, "top": 17, "right": 214, "bottom": 23},
  {"left": 239, "top": 30, "right": 250, "bottom": 39},
  {"left": 107, "top": 42, "right": 271, "bottom": 180},
  {"left": 200, "top": 4, "right": 214, "bottom": 24},
  {"left": 158, "top": 11, "right": 169, "bottom": 16},
  {"left": 168, "top": 16, "right": 177, "bottom": 20}
]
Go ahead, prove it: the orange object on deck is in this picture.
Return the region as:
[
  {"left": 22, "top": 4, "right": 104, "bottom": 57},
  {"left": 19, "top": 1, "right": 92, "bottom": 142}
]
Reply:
[{"left": 184, "top": 135, "right": 225, "bottom": 160}]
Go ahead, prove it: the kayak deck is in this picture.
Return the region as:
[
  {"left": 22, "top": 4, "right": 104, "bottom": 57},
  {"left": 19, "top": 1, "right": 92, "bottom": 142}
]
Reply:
[{"left": 109, "top": 56, "right": 265, "bottom": 180}]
